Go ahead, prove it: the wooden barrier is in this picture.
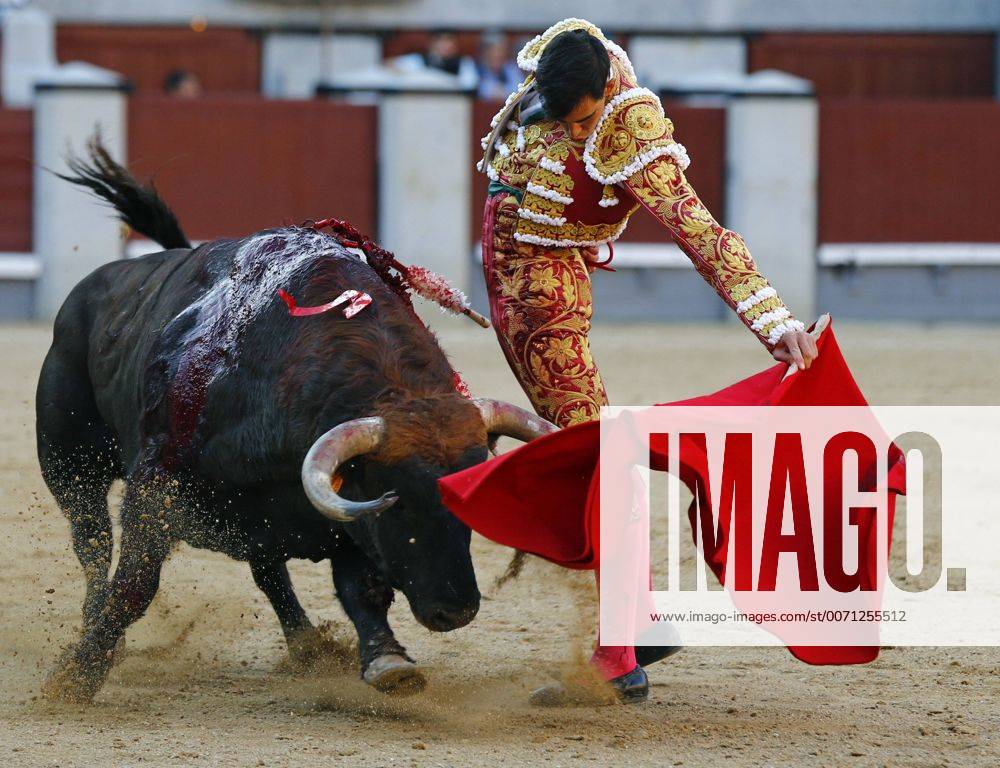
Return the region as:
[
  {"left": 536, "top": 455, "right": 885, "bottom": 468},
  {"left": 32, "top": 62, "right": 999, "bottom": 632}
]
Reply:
[
  {"left": 128, "top": 96, "right": 377, "bottom": 241},
  {"left": 819, "top": 99, "right": 1000, "bottom": 243},
  {"left": 57, "top": 25, "right": 261, "bottom": 94},
  {"left": 749, "top": 34, "right": 995, "bottom": 98},
  {"left": 0, "top": 108, "right": 32, "bottom": 252}
]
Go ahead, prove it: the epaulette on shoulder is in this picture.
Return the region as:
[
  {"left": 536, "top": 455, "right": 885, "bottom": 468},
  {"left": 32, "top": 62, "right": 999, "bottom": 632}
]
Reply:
[{"left": 582, "top": 88, "right": 691, "bottom": 185}]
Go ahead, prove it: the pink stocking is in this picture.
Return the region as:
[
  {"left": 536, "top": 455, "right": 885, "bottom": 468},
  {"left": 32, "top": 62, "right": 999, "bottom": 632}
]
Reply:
[{"left": 589, "top": 570, "right": 637, "bottom": 679}]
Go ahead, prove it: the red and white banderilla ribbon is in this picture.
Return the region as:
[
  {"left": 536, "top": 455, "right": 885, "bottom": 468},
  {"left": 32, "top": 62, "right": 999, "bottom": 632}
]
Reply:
[{"left": 277, "top": 288, "right": 372, "bottom": 318}]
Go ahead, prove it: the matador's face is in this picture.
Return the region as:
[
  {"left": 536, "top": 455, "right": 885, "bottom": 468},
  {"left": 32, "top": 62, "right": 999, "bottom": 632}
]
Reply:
[{"left": 559, "top": 79, "right": 616, "bottom": 141}]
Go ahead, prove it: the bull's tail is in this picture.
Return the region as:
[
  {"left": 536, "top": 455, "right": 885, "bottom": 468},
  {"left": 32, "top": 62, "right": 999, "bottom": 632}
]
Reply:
[{"left": 59, "top": 133, "right": 192, "bottom": 250}]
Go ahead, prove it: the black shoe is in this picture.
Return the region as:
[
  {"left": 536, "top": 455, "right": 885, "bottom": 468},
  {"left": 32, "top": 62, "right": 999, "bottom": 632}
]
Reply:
[
  {"left": 635, "top": 620, "right": 684, "bottom": 667},
  {"left": 529, "top": 664, "right": 649, "bottom": 706},
  {"left": 609, "top": 664, "right": 649, "bottom": 703},
  {"left": 635, "top": 645, "right": 683, "bottom": 667}
]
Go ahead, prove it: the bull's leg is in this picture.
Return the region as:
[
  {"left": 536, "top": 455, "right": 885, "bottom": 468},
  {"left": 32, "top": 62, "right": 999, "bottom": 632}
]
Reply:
[
  {"left": 331, "top": 545, "right": 426, "bottom": 695},
  {"left": 248, "top": 558, "right": 324, "bottom": 663},
  {"left": 36, "top": 345, "right": 121, "bottom": 633},
  {"left": 44, "top": 465, "right": 116, "bottom": 632},
  {"left": 43, "top": 465, "right": 171, "bottom": 703}
]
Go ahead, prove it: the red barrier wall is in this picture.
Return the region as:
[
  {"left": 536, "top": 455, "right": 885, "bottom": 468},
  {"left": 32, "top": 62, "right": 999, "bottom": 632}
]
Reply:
[
  {"left": 819, "top": 99, "right": 1000, "bottom": 243},
  {"left": 57, "top": 25, "right": 261, "bottom": 94},
  {"left": 750, "top": 34, "right": 995, "bottom": 98},
  {"left": 0, "top": 109, "right": 32, "bottom": 252},
  {"left": 129, "top": 96, "right": 377, "bottom": 241}
]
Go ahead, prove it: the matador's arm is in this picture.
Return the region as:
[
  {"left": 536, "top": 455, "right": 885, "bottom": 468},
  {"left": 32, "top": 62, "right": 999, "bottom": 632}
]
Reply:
[{"left": 623, "top": 156, "right": 804, "bottom": 350}]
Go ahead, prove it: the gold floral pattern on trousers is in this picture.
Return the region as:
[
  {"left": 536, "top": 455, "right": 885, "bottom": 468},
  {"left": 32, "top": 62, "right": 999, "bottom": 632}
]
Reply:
[{"left": 483, "top": 194, "right": 608, "bottom": 427}]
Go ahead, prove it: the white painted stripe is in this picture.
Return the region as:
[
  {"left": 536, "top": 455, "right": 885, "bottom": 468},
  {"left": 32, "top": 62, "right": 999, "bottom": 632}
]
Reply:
[
  {"left": 818, "top": 243, "right": 1000, "bottom": 267},
  {"left": 0, "top": 254, "right": 40, "bottom": 280}
]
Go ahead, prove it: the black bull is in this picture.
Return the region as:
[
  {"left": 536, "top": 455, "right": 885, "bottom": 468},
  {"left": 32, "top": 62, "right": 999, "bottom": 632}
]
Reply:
[{"left": 35, "top": 152, "right": 554, "bottom": 703}]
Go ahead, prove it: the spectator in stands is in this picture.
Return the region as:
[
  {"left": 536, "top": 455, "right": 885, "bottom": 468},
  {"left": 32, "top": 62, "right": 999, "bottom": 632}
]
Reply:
[
  {"left": 476, "top": 31, "right": 521, "bottom": 100},
  {"left": 163, "top": 69, "right": 202, "bottom": 98},
  {"left": 393, "top": 30, "right": 478, "bottom": 90}
]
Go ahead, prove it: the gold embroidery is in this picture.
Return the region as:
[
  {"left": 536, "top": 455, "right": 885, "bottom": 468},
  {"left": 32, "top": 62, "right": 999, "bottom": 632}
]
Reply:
[
  {"left": 542, "top": 336, "right": 576, "bottom": 366},
  {"left": 742, "top": 296, "right": 783, "bottom": 322},
  {"left": 589, "top": 95, "right": 673, "bottom": 182},
  {"left": 496, "top": 271, "right": 522, "bottom": 299},
  {"left": 547, "top": 142, "right": 571, "bottom": 163},
  {"left": 531, "top": 167, "right": 574, "bottom": 195},
  {"left": 625, "top": 155, "right": 796, "bottom": 348},
  {"left": 527, "top": 266, "right": 560, "bottom": 294},
  {"left": 521, "top": 193, "right": 566, "bottom": 217},
  {"left": 729, "top": 275, "right": 769, "bottom": 303},
  {"left": 624, "top": 102, "right": 664, "bottom": 141},
  {"left": 483, "top": 197, "right": 608, "bottom": 427},
  {"left": 515, "top": 211, "right": 638, "bottom": 246},
  {"left": 489, "top": 119, "right": 558, "bottom": 189}
]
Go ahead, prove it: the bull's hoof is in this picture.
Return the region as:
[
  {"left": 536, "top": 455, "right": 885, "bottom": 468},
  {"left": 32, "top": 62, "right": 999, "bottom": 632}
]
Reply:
[
  {"left": 41, "top": 648, "right": 108, "bottom": 704},
  {"left": 362, "top": 654, "right": 426, "bottom": 696}
]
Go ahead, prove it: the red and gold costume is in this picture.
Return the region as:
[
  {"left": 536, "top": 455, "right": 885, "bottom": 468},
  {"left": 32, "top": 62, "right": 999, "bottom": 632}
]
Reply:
[{"left": 480, "top": 18, "right": 803, "bottom": 429}]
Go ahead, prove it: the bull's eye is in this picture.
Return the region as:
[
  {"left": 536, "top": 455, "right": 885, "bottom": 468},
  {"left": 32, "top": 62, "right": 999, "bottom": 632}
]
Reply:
[{"left": 408, "top": 537, "right": 416, "bottom": 544}]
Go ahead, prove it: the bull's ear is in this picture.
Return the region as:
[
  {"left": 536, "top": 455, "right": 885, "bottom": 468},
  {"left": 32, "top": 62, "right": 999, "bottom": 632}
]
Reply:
[{"left": 487, "top": 434, "right": 500, "bottom": 456}]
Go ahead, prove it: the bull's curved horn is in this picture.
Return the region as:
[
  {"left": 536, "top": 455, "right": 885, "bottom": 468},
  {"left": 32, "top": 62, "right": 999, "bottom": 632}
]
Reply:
[
  {"left": 302, "top": 417, "right": 398, "bottom": 522},
  {"left": 473, "top": 398, "right": 559, "bottom": 442}
]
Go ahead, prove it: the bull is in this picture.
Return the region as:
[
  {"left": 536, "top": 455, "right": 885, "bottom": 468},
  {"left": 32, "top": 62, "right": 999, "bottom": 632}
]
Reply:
[{"left": 36, "top": 144, "right": 553, "bottom": 703}]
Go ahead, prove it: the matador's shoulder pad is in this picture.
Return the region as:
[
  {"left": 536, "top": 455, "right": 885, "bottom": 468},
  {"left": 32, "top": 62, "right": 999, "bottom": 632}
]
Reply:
[{"left": 582, "top": 88, "right": 691, "bottom": 186}]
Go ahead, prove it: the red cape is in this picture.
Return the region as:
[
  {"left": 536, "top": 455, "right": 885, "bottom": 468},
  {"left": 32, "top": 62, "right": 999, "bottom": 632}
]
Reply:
[{"left": 439, "top": 322, "right": 906, "bottom": 664}]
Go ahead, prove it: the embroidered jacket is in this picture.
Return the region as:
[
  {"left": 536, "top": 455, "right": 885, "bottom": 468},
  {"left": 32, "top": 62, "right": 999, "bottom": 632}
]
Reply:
[{"left": 478, "top": 18, "right": 804, "bottom": 349}]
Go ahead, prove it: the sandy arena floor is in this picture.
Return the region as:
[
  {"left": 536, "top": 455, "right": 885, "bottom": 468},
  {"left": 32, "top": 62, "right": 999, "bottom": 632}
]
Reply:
[{"left": 0, "top": 318, "right": 997, "bottom": 767}]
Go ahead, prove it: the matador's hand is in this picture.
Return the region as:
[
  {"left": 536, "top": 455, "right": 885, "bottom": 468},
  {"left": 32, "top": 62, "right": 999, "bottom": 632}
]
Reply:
[{"left": 771, "top": 329, "right": 819, "bottom": 370}]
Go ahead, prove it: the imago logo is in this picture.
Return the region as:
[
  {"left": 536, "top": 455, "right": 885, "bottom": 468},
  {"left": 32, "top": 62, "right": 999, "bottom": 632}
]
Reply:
[
  {"left": 597, "top": 406, "right": 999, "bottom": 649},
  {"left": 666, "top": 430, "right": 946, "bottom": 594}
]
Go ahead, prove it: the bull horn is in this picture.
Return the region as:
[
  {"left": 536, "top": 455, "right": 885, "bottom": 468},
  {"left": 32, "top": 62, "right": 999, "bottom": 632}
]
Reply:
[
  {"left": 473, "top": 398, "right": 559, "bottom": 442},
  {"left": 302, "top": 417, "right": 398, "bottom": 522}
]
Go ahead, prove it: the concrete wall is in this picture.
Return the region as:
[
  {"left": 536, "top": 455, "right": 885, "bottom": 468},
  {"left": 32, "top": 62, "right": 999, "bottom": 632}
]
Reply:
[
  {"left": 819, "top": 266, "right": 1000, "bottom": 321},
  {"left": 725, "top": 95, "right": 818, "bottom": 321},
  {"left": 378, "top": 92, "right": 471, "bottom": 323},
  {"left": 0, "top": 255, "right": 40, "bottom": 320},
  {"left": 1, "top": 8, "right": 58, "bottom": 108},
  {"left": 629, "top": 36, "right": 746, "bottom": 84},
  {"left": 262, "top": 33, "right": 381, "bottom": 99},
  {"left": 34, "top": 0, "right": 1000, "bottom": 32},
  {"left": 0, "top": 281, "right": 34, "bottom": 319},
  {"left": 33, "top": 83, "right": 127, "bottom": 320}
]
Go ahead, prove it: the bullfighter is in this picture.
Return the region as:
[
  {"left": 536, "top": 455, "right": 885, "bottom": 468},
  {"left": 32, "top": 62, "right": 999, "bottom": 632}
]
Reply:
[{"left": 477, "top": 18, "right": 819, "bottom": 703}]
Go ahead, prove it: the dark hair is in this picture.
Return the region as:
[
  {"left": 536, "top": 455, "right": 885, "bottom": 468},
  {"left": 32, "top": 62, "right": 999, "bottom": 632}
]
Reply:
[
  {"left": 535, "top": 29, "right": 610, "bottom": 120},
  {"left": 163, "top": 69, "right": 194, "bottom": 94}
]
